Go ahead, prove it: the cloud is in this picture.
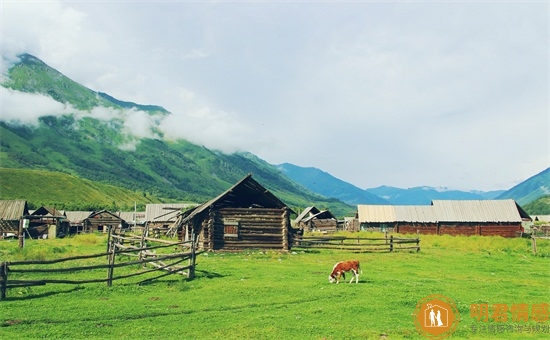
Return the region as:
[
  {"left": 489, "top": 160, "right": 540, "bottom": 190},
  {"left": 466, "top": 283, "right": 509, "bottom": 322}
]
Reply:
[
  {"left": 1, "top": 1, "right": 548, "bottom": 191},
  {"left": 0, "top": 88, "right": 75, "bottom": 125}
]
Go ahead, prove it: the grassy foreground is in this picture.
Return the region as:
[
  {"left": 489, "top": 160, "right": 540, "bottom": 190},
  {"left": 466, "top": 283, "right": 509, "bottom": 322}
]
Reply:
[{"left": 0, "top": 233, "right": 548, "bottom": 339}]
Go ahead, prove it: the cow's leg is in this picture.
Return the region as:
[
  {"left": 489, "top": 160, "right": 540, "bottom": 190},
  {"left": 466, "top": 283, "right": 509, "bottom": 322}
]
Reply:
[
  {"left": 349, "top": 269, "right": 358, "bottom": 283},
  {"left": 336, "top": 272, "right": 341, "bottom": 284}
]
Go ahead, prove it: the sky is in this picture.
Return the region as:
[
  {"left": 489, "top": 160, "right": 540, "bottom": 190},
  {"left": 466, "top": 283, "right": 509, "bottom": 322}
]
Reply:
[{"left": 1, "top": 0, "right": 548, "bottom": 192}]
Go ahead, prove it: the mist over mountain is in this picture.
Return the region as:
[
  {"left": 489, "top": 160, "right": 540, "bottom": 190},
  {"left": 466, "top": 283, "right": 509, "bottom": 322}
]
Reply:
[{"left": 0, "top": 53, "right": 355, "bottom": 216}]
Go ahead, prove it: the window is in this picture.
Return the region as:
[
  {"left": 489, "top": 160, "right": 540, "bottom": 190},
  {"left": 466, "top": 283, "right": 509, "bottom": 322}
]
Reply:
[{"left": 224, "top": 220, "right": 239, "bottom": 238}]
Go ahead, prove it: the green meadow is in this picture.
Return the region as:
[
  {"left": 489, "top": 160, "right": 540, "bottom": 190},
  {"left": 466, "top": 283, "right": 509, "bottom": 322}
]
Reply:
[{"left": 0, "top": 233, "right": 548, "bottom": 339}]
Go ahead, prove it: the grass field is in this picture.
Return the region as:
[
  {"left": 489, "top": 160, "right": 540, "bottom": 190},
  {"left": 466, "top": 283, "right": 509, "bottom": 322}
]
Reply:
[{"left": 0, "top": 232, "right": 548, "bottom": 339}]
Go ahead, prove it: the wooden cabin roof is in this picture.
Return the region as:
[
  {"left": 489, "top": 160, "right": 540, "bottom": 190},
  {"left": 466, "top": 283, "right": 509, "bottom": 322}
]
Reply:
[
  {"left": 31, "top": 206, "right": 65, "bottom": 217},
  {"left": 180, "top": 174, "right": 292, "bottom": 223},
  {"left": 64, "top": 211, "right": 93, "bottom": 223},
  {"left": 0, "top": 200, "right": 29, "bottom": 221},
  {"left": 145, "top": 204, "right": 192, "bottom": 222}
]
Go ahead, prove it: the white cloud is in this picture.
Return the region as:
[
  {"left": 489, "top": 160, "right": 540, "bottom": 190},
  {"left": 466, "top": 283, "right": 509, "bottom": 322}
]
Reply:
[{"left": 0, "top": 88, "right": 75, "bottom": 125}]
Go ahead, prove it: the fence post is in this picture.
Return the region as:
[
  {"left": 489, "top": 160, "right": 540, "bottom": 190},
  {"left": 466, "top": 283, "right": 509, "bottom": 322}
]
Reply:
[
  {"left": 106, "top": 225, "right": 113, "bottom": 260},
  {"left": 107, "top": 235, "right": 116, "bottom": 287},
  {"left": 416, "top": 237, "right": 420, "bottom": 252},
  {"left": 189, "top": 230, "right": 196, "bottom": 280},
  {"left": 390, "top": 235, "right": 394, "bottom": 252},
  {"left": 0, "top": 262, "right": 7, "bottom": 300},
  {"left": 18, "top": 218, "right": 24, "bottom": 248}
]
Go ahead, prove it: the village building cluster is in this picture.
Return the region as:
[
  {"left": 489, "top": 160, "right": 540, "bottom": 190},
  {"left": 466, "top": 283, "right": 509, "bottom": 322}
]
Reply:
[{"left": 0, "top": 175, "right": 536, "bottom": 251}]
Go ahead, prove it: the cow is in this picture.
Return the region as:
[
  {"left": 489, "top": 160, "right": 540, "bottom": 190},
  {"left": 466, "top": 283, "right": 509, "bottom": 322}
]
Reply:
[{"left": 328, "top": 260, "right": 361, "bottom": 284}]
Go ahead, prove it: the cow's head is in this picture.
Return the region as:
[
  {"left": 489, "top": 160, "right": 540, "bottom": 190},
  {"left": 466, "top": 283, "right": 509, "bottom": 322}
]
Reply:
[{"left": 328, "top": 275, "right": 336, "bottom": 283}]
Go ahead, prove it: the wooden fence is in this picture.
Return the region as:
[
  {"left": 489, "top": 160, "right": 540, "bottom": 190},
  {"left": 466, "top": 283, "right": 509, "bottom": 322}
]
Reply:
[
  {"left": 292, "top": 235, "right": 420, "bottom": 252},
  {"left": 531, "top": 236, "right": 550, "bottom": 255},
  {"left": 0, "top": 228, "right": 199, "bottom": 300}
]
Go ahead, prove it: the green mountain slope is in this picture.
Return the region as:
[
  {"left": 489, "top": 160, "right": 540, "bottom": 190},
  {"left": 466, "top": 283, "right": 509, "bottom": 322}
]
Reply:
[
  {"left": 0, "top": 168, "right": 165, "bottom": 210},
  {"left": 523, "top": 195, "right": 550, "bottom": 215},
  {"left": 0, "top": 54, "right": 354, "bottom": 217},
  {"left": 496, "top": 168, "right": 550, "bottom": 206}
]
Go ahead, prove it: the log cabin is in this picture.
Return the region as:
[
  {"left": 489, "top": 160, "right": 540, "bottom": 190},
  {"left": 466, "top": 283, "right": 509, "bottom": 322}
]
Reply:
[{"left": 173, "top": 174, "right": 297, "bottom": 251}]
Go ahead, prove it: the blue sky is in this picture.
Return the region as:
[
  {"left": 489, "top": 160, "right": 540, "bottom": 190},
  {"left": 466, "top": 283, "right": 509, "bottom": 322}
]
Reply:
[{"left": 1, "top": 0, "right": 548, "bottom": 191}]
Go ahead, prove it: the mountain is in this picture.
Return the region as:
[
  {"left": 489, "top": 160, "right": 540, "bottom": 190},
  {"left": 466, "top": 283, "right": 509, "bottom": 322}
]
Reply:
[
  {"left": 366, "top": 186, "right": 504, "bottom": 205},
  {"left": 277, "top": 163, "right": 390, "bottom": 205},
  {"left": 277, "top": 163, "right": 515, "bottom": 206},
  {"left": 496, "top": 167, "right": 550, "bottom": 205},
  {"left": 523, "top": 195, "right": 550, "bottom": 215},
  {"left": 0, "top": 168, "right": 165, "bottom": 211},
  {"left": 0, "top": 53, "right": 355, "bottom": 217}
]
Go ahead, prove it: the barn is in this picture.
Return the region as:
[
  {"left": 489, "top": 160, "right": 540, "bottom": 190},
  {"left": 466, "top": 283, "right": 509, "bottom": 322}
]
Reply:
[
  {"left": 173, "top": 174, "right": 297, "bottom": 251},
  {"left": 294, "top": 206, "right": 338, "bottom": 232},
  {"left": 357, "top": 199, "right": 531, "bottom": 237},
  {"left": 0, "top": 200, "right": 29, "bottom": 238}
]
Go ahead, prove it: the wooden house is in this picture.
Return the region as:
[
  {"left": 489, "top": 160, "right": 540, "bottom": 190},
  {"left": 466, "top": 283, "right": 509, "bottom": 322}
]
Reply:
[
  {"left": 0, "top": 200, "right": 29, "bottom": 238},
  {"left": 145, "top": 203, "right": 192, "bottom": 234},
  {"left": 64, "top": 210, "right": 127, "bottom": 234},
  {"left": 28, "top": 206, "right": 68, "bottom": 239},
  {"left": 357, "top": 199, "right": 531, "bottom": 237},
  {"left": 173, "top": 174, "right": 297, "bottom": 251},
  {"left": 294, "top": 206, "right": 338, "bottom": 232}
]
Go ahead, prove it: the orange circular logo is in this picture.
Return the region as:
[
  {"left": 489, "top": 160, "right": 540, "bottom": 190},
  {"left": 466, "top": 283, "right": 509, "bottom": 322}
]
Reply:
[{"left": 413, "top": 294, "right": 460, "bottom": 339}]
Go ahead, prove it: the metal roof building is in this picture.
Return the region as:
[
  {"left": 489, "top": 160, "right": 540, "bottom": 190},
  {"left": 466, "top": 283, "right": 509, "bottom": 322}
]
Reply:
[{"left": 357, "top": 199, "right": 530, "bottom": 237}]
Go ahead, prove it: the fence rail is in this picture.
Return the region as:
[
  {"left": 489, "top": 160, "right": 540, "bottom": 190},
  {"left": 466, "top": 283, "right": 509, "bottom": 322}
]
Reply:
[
  {"left": 292, "top": 235, "right": 420, "bottom": 253},
  {"left": 0, "top": 228, "right": 199, "bottom": 300}
]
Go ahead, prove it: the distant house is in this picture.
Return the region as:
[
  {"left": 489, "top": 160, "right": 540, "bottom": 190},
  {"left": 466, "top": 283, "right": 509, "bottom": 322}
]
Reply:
[
  {"left": 294, "top": 206, "right": 338, "bottom": 232},
  {"left": 29, "top": 206, "right": 68, "bottom": 239},
  {"left": 357, "top": 200, "right": 531, "bottom": 238},
  {"left": 0, "top": 200, "right": 29, "bottom": 238},
  {"left": 145, "top": 203, "right": 193, "bottom": 231},
  {"left": 117, "top": 211, "right": 146, "bottom": 229},
  {"left": 64, "top": 210, "right": 127, "bottom": 234},
  {"left": 173, "top": 174, "right": 297, "bottom": 251}
]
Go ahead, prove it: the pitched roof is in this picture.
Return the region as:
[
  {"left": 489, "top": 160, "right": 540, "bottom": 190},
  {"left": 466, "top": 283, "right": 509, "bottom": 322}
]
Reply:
[
  {"left": 117, "top": 211, "right": 146, "bottom": 224},
  {"left": 31, "top": 206, "right": 65, "bottom": 217},
  {"left": 64, "top": 211, "right": 93, "bottom": 223},
  {"left": 357, "top": 205, "right": 396, "bottom": 223},
  {"left": 0, "top": 200, "right": 29, "bottom": 220},
  {"left": 180, "top": 174, "right": 292, "bottom": 223},
  {"left": 432, "top": 200, "right": 528, "bottom": 222},
  {"left": 294, "top": 206, "right": 321, "bottom": 223},
  {"left": 145, "top": 204, "right": 192, "bottom": 222}
]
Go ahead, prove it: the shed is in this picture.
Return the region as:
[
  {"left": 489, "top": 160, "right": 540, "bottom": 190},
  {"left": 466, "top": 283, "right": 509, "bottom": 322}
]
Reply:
[
  {"left": 0, "top": 200, "right": 29, "bottom": 238},
  {"left": 294, "top": 206, "right": 338, "bottom": 232},
  {"left": 173, "top": 174, "right": 297, "bottom": 251}
]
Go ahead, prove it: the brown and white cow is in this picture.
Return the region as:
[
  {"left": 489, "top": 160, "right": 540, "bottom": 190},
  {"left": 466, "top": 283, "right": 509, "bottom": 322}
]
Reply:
[{"left": 328, "top": 260, "right": 361, "bottom": 284}]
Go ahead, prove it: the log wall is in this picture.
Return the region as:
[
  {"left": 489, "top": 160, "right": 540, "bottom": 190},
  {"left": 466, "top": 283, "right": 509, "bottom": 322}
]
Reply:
[
  {"left": 395, "top": 222, "right": 522, "bottom": 238},
  {"left": 200, "top": 207, "right": 288, "bottom": 251}
]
